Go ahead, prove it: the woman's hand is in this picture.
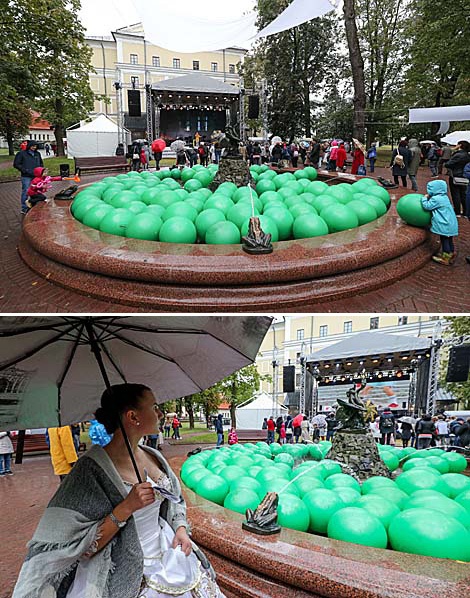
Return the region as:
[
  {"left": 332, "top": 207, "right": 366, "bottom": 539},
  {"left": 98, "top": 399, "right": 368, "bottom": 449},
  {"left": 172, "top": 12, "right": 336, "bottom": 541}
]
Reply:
[
  {"left": 121, "top": 482, "right": 155, "bottom": 516},
  {"left": 172, "top": 526, "right": 192, "bottom": 556}
]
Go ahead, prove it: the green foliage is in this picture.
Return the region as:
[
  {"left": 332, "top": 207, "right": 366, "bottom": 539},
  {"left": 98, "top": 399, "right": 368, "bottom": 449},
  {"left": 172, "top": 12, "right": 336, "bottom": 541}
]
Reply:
[
  {"left": 244, "top": 0, "right": 340, "bottom": 139},
  {"left": 0, "top": 0, "right": 94, "bottom": 156},
  {"left": 441, "top": 317, "right": 470, "bottom": 409}
]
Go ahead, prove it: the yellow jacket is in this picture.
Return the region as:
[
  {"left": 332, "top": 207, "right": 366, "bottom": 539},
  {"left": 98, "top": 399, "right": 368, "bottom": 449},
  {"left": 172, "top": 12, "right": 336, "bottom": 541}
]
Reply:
[{"left": 48, "top": 426, "right": 78, "bottom": 476}]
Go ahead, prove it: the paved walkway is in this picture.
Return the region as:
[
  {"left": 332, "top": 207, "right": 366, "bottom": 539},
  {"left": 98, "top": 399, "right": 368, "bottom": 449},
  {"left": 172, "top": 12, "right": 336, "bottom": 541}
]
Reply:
[{"left": 0, "top": 167, "right": 469, "bottom": 313}]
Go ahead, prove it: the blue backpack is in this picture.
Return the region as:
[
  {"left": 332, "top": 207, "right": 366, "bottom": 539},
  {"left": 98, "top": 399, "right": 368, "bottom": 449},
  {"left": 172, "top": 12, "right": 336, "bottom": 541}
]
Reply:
[{"left": 463, "top": 161, "right": 470, "bottom": 181}]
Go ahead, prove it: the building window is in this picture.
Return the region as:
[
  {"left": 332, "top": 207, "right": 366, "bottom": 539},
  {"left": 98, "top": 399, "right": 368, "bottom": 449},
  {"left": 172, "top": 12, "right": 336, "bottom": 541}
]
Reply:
[
  {"left": 211, "top": 62, "right": 218, "bottom": 72},
  {"left": 193, "top": 60, "right": 200, "bottom": 70},
  {"left": 344, "top": 321, "right": 353, "bottom": 334},
  {"left": 130, "top": 54, "right": 138, "bottom": 65},
  {"left": 173, "top": 58, "right": 181, "bottom": 69},
  {"left": 398, "top": 316, "right": 408, "bottom": 326},
  {"left": 370, "top": 317, "right": 379, "bottom": 330},
  {"left": 319, "top": 325, "right": 328, "bottom": 338},
  {"left": 152, "top": 56, "right": 160, "bottom": 67},
  {"left": 229, "top": 64, "right": 235, "bottom": 74},
  {"left": 130, "top": 76, "right": 139, "bottom": 88},
  {"left": 430, "top": 316, "right": 439, "bottom": 321},
  {"left": 296, "top": 329, "right": 305, "bottom": 341}
]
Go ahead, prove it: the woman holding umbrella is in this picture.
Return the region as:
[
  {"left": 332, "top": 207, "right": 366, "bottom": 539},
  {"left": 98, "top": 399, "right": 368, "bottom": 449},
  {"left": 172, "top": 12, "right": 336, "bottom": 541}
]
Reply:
[
  {"left": 13, "top": 383, "right": 224, "bottom": 598},
  {"left": 351, "top": 139, "right": 366, "bottom": 175}
]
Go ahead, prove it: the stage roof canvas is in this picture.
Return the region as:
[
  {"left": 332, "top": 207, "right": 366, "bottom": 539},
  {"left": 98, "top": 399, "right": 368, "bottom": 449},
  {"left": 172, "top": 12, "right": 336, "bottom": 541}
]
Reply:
[{"left": 152, "top": 73, "right": 240, "bottom": 96}]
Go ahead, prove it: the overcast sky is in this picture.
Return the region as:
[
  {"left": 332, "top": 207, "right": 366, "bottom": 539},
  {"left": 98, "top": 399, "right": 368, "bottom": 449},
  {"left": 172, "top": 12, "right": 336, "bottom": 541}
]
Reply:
[{"left": 79, "top": 0, "right": 256, "bottom": 36}]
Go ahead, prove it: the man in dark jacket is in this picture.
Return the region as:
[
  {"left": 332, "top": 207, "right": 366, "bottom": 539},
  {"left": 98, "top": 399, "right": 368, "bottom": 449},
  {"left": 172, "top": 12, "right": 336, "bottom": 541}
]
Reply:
[
  {"left": 13, "top": 140, "right": 44, "bottom": 214},
  {"left": 215, "top": 414, "right": 224, "bottom": 447},
  {"left": 444, "top": 139, "right": 470, "bottom": 216},
  {"left": 456, "top": 418, "right": 470, "bottom": 448},
  {"left": 379, "top": 408, "right": 395, "bottom": 445},
  {"left": 309, "top": 139, "right": 321, "bottom": 168}
]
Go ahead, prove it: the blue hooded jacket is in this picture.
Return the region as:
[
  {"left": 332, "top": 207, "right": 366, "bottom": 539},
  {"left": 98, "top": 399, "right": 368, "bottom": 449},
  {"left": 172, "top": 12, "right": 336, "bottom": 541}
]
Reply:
[{"left": 421, "top": 180, "right": 458, "bottom": 237}]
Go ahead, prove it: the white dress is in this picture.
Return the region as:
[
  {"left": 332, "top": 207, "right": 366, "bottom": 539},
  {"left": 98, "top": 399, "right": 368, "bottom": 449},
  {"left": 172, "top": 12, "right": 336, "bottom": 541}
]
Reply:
[{"left": 67, "top": 473, "right": 224, "bottom": 598}]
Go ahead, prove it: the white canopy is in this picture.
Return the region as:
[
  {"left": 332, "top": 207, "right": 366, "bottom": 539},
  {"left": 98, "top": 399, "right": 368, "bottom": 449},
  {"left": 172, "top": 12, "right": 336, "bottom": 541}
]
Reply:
[
  {"left": 131, "top": 0, "right": 335, "bottom": 53},
  {"left": 66, "top": 114, "right": 130, "bottom": 158},
  {"left": 408, "top": 105, "right": 470, "bottom": 124},
  {"left": 440, "top": 131, "right": 470, "bottom": 145},
  {"left": 235, "top": 391, "right": 287, "bottom": 430}
]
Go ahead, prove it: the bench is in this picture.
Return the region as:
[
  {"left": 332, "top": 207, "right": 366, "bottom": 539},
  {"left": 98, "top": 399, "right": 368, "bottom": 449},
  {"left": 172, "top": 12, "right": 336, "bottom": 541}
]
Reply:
[
  {"left": 11, "top": 433, "right": 49, "bottom": 454},
  {"left": 74, "top": 156, "right": 130, "bottom": 175}
]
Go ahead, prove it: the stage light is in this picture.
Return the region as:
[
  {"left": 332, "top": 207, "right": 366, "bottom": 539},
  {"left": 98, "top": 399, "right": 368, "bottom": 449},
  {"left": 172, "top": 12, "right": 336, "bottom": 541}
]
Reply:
[
  {"left": 335, "top": 363, "right": 341, "bottom": 368},
  {"left": 324, "top": 364, "right": 330, "bottom": 369},
  {"left": 346, "top": 362, "right": 352, "bottom": 366},
  {"left": 359, "top": 360, "right": 364, "bottom": 365},
  {"left": 378, "top": 373, "right": 383, "bottom": 378},
  {"left": 372, "top": 358, "right": 379, "bottom": 363},
  {"left": 402, "top": 356, "right": 408, "bottom": 360},
  {"left": 397, "top": 371, "right": 403, "bottom": 378},
  {"left": 387, "top": 358, "right": 392, "bottom": 362},
  {"left": 425, "top": 352, "right": 431, "bottom": 357}
]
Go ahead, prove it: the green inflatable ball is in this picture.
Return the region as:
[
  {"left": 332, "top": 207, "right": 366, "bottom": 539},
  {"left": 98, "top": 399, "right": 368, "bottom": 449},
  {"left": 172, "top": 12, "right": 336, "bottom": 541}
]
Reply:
[
  {"left": 292, "top": 214, "right": 329, "bottom": 239},
  {"left": 355, "top": 495, "right": 400, "bottom": 529},
  {"left": 158, "top": 217, "right": 197, "bottom": 244},
  {"left": 307, "top": 445, "right": 323, "bottom": 461},
  {"left": 327, "top": 507, "right": 388, "bottom": 548},
  {"left": 147, "top": 204, "right": 166, "bottom": 219},
  {"left": 205, "top": 220, "right": 241, "bottom": 244},
  {"left": 274, "top": 453, "right": 295, "bottom": 467},
  {"left": 155, "top": 190, "right": 181, "bottom": 209},
  {"left": 440, "top": 473, "right": 470, "bottom": 498},
  {"left": 184, "top": 468, "right": 209, "bottom": 490},
  {"left": 256, "top": 179, "right": 277, "bottom": 195},
  {"left": 361, "top": 476, "right": 396, "bottom": 495},
  {"left": 127, "top": 201, "right": 147, "bottom": 215},
  {"left": 455, "top": 489, "right": 470, "bottom": 512},
  {"left": 381, "top": 451, "right": 400, "bottom": 472},
  {"left": 320, "top": 204, "right": 359, "bottom": 233},
  {"left": 195, "top": 475, "right": 229, "bottom": 505},
  {"left": 361, "top": 194, "right": 388, "bottom": 217},
  {"left": 396, "top": 194, "right": 432, "bottom": 227},
  {"left": 404, "top": 491, "right": 470, "bottom": 528},
  {"left": 367, "top": 185, "right": 391, "bottom": 206},
  {"left": 219, "top": 465, "right": 247, "bottom": 484},
  {"left": 395, "top": 468, "right": 450, "bottom": 496},
  {"left": 81, "top": 204, "right": 114, "bottom": 229},
  {"left": 289, "top": 203, "right": 317, "bottom": 219},
  {"left": 194, "top": 170, "right": 212, "bottom": 187},
  {"left": 180, "top": 168, "right": 195, "bottom": 183},
  {"left": 293, "top": 476, "right": 324, "bottom": 498},
  {"left": 312, "top": 194, "right": 337, "bottom": 213},
  {"left": 99, "top": 208, "right": 133, "bottom": 236},
  {"left": 277, "top": 494, "right": 310, "bottom": 532},
  {"left": 184, "top": 179, "right": 203, "bottom": 193},
  {"left": 441, "top": 452, "right": 468, "bottom": 473},
  {"left": 347, "top": 200, "right": 378, "bottom": 225},
  {"left": 163, "top": 202, "right": 198, "bottom": 222},
  {"left": 303, "top": 488, "right": 344, "bottom": 533},
  {"left": 293, "top": 169, "right": 310, "bottom": 180},
  {"left": 141, "top": 188, "right": 161, "bottom": 205},
  {"left": 230, "top": 476, "right": 263, "bottom": 497},
  {"left": 227, "top": 203, "right": 259, "bottom": 230},
  {"left": 324, "top": 473, "right": 361, "bottom": 494},
  {"left": 216, "top": 181, "right": 238, "bottom": 197},
  {"left": 388, "top": 508, "right": 470, "bottom": 561},
  {"left": 126, "top": 213, "right": 163, "bottom": 241},
  {"left": 336, "top": 487, "right": 361, "bottom": 507},
  {"left": 307, "top": 181, "right": 328, "bottom": 195},
  {"left": 195, "top": 209, "right": 226, "bottom": 239},
  {"left": 425, "top": 456, "right": 450, "bottom": 474},
  {"left": 204, "top": 195, "right": 234, "bottom": 215},
  {"left": 328, "top": 186, "right": 354, "bottom": 204},
  {"left": 224, "top": 489, "right": 260, "bottom": 514},
  {"left": 161, "top": 178, "right": 180, "bottom": 190}
]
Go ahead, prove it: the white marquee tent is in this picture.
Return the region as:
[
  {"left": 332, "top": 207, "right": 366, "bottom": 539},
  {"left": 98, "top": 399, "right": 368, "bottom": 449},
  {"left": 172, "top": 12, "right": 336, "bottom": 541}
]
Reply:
[
  {"left": 66, "top": 114, "right": 130, "bottom": 158},
  {"left": 236, "top": 391, "right": 287, "bottom": 430}
]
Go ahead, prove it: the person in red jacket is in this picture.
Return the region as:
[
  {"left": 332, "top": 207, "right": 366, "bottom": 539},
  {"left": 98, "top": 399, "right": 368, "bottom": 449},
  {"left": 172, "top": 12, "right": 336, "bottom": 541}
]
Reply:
[
  {"left": 351, "top": 141, "right": 365, "bottom": 175},
  {"left": 266, "top": 416, "right": 276, "bottom": 444},
  {"left": 26, "top": 167, "right": 62, "bottom": 209},
  {"left": 336, "top": 143, "right": 347, "bottom": 172}
]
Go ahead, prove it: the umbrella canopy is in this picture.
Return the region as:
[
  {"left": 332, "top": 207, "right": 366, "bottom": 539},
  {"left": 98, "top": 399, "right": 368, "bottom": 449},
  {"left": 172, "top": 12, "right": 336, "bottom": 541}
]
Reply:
[
  {"left": 0, "top": 316, "right": 271, "bottom": 431},
  {"left": 440, "top": 131, "right": 470, "bottom": 145},
  {"left": 352, "top": 138, "right": 366, "bottom": 155},
  {"left": 171, "top": 140, "right": 185, "bottom": 152},
  {"left": 398, "top": 416, "right": 417, "bottom": 425},
  {"left": 292, "top": 413, "right": 304, "bottom": 427},
  {"left": 419, "top": 140, "right": 435, "bottom": 145}
]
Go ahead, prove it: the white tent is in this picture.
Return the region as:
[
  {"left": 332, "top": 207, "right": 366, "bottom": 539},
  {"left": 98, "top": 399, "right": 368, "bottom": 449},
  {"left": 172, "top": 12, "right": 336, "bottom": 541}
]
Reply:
[
  {"left": 440, "top": 131, "right": 470, "bottom": 145},
  {"left": 236, "top": 391, "right": 287, "bottom": 430},
  {"left": 66, "top": 114, "right": 130, "bottom": 158}
]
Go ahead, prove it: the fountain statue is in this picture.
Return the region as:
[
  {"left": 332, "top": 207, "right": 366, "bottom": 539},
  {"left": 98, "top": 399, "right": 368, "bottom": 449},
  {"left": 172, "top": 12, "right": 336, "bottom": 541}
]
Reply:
[
  {"left": 209, "top": 123, "right": 254, "bottom": 191},
  {"left": 328, "top": 382, "right": 391, "bottom": 480}
]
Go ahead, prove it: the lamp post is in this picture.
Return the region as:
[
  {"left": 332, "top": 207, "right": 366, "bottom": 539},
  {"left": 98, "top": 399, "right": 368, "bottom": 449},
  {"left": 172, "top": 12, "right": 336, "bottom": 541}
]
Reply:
[{"left": 272, "top": 345, "right": 279, "bottom": 418}]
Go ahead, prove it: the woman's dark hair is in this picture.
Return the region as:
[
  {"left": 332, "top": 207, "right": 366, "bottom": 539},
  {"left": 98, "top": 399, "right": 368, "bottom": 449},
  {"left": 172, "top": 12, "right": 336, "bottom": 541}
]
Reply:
[
  {"left": 95, "top": 383, "right": 151, "bottom": 433},
  {"left": 458, "top": 140, "right": 470, "bottom": 152},
  {"left": 399, "top": 140, "right": 408, "bottom": 147}
]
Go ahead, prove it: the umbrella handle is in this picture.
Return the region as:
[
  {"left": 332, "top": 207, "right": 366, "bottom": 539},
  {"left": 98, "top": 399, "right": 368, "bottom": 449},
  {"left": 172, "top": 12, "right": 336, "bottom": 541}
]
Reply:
[{"left": 85, "top": 320, "right": 142, "bottom": 483}]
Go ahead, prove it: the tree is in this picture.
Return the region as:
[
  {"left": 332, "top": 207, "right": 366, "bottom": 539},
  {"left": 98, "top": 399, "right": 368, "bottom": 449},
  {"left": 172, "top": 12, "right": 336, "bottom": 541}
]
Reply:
[
  {"left": 16, "top": 0, "right": 95, "bottom": 156},
  {"left": 216, "top": 364, "right": 270, "bottom": 428},
  {"left": 343, "top": 0, "right": 366, "bottom": 141},
  {"left": 187, "top": 387, "right": 223, "bottom": 429},
  {"left": 441, "top": 317, "right": 470, "bottom": 409},
  {"left": 0, "top": 4, "right": 36, "bottom": 154},
  {"left": 244, "top": 0, "right": 340, "bottom": 140},
  {"left": 402, "top": 0, "right": 470, "bottom": 112}
]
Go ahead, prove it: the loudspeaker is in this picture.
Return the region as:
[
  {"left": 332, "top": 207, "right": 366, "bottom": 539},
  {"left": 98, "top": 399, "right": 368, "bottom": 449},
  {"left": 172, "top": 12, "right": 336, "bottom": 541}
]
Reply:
[
  {"left": 128, "top": 89, "right": 141, "bottom": 117},
  {"left": 446, "top": 345, "right": 470, "bottom": 382},
  {"left": 248, "top": 95, "right": 260, "bottom": 119},
  {"left": 283, "top": 365, "right": 295, "bottom": 393}
]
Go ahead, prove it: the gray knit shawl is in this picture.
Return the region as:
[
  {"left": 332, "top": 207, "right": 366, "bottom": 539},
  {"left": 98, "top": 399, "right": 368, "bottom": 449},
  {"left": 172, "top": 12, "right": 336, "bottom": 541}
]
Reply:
[{"left": 13, "top": 445, "right": 189, "bottom": 598}]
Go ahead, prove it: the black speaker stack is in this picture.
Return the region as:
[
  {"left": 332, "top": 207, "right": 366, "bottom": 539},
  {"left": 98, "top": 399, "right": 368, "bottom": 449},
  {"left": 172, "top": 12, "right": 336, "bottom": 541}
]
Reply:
[{"left": 446, "top": 345, "right": 470, "bottom": 382}]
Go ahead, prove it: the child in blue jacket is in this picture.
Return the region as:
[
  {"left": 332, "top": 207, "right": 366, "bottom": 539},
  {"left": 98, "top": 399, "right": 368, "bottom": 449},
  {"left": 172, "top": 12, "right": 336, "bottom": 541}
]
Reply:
[{"left": 421, "top": 179, "right": 458, "bottom": 265}]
